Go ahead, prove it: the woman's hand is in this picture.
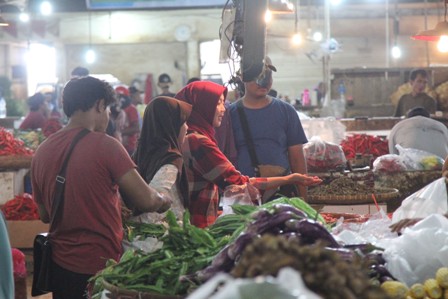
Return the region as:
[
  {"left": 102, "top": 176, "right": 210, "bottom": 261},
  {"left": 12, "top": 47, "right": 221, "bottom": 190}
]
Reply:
[
  {"left": 155, "top": 193, "right": 173, "bottom": 213},
  {"left": 389, "top": 218, "right": 422, "bottom": 233},
  {"left": 288, "top": 173, "right": 323, "bottom": 186}
]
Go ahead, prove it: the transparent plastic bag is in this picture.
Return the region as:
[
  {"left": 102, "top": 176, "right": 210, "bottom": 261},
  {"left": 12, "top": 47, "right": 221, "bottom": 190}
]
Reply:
[
  {"left": 372, "top": 154, "right": 407, "bottom": 173},
  {"left": 304, "top": 136, "right": 347, "bottom": 172},
  {"left": 396, "top": 145, "right": 444, "bottom": 171},
  {"left": 220, "top": 184, "right": 261, "bottom": 216}
]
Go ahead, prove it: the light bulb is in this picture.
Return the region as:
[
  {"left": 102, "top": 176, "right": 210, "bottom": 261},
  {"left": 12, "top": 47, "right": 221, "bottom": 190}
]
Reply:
[
  {"left": 85, "top": 49, "right": 96, "bottom": 64},
  {"left": 40, "top": 1, "right": 52, "bottom": 15},
  {"left": 330, "top": 0, "right": 342, "bottom": 6},
  {"left": 19, "top": 12, "right": 29, "bottom": 22},
  {"left": 265, "top": 10, "right": 272, "bottom": 23},
  {"left": 437, "top": 36, "right": 448, "bottom": 53},
  {"left": 313, "top": 31, "right": 323, "bottom": 42},
  {"left": 291, "top": 33, "right": 302, "bottom": 45},
  {"left": 391, "top": 45, "right": 402, "bottom": 59}
]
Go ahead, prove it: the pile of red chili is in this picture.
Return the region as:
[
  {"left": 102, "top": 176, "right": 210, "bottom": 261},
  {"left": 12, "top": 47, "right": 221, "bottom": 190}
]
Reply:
[
  {"left": 340, "top": 134, "right": 389, "bottom": 160},
  {"left": 0, "top": 128, "right": 33, "bottom": 156},
  {"left": 1, "top": 193, "right": 40, "bottom": 220}
]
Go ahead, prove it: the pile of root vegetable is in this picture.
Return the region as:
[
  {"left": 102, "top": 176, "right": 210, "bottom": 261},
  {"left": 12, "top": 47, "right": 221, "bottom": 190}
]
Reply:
[{"left": 90, "top": 198, "right": 391, "bottom": 298}]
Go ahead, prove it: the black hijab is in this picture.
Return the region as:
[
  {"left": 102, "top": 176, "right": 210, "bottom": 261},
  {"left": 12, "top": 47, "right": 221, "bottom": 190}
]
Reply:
[{"left": 133, "top": 96, "right": 192, "bottom": 207}]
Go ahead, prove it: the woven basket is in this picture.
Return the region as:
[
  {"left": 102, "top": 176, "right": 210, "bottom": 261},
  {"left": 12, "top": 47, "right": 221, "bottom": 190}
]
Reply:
[
  {"left": 308, "top": 187, "right": 399, "bottom": 205},
  {"left": 0, "top": 155, "right": 32, "bottom": 169},
  {"left": 102, "top": 280, "right": 184, "bottom": 299}
]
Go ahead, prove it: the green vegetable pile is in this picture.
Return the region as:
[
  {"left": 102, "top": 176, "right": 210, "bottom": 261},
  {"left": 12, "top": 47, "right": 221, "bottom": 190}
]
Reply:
[{"left": 90, "top": 197, "right": 324, "bottom": 297}]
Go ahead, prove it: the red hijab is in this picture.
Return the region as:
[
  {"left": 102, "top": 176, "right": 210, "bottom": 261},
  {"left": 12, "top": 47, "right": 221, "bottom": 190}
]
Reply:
[{"left": 175, "top": 81, "right": 228, "bottom": 142}]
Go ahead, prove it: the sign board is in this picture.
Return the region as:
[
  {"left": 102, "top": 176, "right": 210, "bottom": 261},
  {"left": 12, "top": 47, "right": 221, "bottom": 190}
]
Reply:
[{"left": 86, "top": 0, "right": 227, "bottom": 10}]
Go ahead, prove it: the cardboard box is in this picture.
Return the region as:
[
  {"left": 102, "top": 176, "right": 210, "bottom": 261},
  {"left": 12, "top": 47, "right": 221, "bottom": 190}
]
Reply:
[{"left": 6, "top": 220, "right": 49, "bottom": 248}]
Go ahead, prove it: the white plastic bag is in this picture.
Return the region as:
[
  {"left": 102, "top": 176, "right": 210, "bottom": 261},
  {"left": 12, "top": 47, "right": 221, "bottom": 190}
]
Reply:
[
  {"left": 382, "top": 214, "right": 448, "bottom": 286},
  {"left": 392, "top": 177, "right": 448, "bottom": 223},
  {"left": 396, "top": 145, "right": 444, "bottom": 170},
  {"left": 301, "top": 117, "right": 346, "bottom": 145}
]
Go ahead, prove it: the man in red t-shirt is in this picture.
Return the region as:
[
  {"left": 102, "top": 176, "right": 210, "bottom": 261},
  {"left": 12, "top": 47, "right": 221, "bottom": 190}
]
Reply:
[{"left": 31, "top": 77, "right": 171, "bottom": 299}]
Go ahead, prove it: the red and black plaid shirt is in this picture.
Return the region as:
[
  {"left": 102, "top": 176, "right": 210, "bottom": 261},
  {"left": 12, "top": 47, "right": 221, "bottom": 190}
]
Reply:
[{"left": 182, "top": 132, "right": 253, "bottom": 228}]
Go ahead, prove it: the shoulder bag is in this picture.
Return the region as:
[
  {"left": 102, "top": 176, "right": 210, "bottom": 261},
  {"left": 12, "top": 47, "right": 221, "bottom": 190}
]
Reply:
[
  {"left": 236, "top": 100, "right": 299, "bottom": 202},
  {"left": 32, "top": 128, "right": 90, "bottom": 296}
]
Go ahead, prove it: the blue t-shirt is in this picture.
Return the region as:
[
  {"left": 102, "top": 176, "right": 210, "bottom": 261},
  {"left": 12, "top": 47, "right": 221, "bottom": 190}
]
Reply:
[{"left": 229, "top": 98, "right": 307, "bottom": 177}]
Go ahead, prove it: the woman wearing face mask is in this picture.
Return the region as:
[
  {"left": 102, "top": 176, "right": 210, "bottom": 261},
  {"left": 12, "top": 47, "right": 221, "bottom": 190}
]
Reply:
[
  {"left": 175, "top": 81, "right": 322, "bottom": 228},
  {"left": 132, "top": 97, "right": 192, "bottom": 223}
]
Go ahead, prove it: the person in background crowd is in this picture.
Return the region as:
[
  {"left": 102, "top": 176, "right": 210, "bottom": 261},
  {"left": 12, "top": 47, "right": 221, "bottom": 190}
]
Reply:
[
  {"left": 115, "top": 86, "right": 140, "bottom": 155},
  {"left": 187, "top": 77, "right": 201, "bottom": 85},
  {"left": 70, "top": 66, "right": 89, "bottom": 78},
  {"left": 31, "top": 76, "right": 171, "bottom": 299},
  {"left": 156, "top": 73, "right": 176, "bottom": 97},
  {"left": 394, "top": 69, "right": 437, "bottom": 117},
  {"left": 19, "top": 93, "right": 49, "bottom": 130},
  {"left": 132, "top": 96, "right": 192, "bottom": 223},
  {"left": 109, "top": 96, "right": 127, "bottom": 143},
  {"left": 0, "top": 211, "right": 13, "bottom": 299},
  {"left": 129, "top": 86, "right": 145, "bottom": 128},
  {"left": 388, "top": 106, "right": 448, "bottom": 159},
  {"left": 229, "top": 56, "right": 310, "bottom": 200},
  {"left": 176, "top": 81, "right": 321, "bottom": 228}
]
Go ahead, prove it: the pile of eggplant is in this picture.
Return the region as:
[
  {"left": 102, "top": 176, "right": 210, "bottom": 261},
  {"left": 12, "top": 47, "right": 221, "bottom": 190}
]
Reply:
[{"left": 188, "top": 204, "right": 388, "bottom": 284}]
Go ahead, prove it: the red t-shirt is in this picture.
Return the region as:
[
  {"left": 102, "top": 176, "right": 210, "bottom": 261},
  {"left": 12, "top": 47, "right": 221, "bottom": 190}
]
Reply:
[
  {"left": 19, "top": 111, "right": 47, "bottom": 130},
  {"left": 122, "top": 104, "right": 140, "bottom": 154},
  {"left": 31, "top": 128, "right": 135, "bottom": 274}
]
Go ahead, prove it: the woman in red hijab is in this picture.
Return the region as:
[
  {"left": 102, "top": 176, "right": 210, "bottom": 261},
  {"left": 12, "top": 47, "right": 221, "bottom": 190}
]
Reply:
[{"left": 175, "top": 81, "right": 321, "bottom": 228}]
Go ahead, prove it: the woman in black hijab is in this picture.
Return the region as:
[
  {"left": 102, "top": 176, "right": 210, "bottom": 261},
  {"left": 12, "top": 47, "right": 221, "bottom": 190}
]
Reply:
[{"left": 132, "top": 96, "right": 192, "bottom": 223}]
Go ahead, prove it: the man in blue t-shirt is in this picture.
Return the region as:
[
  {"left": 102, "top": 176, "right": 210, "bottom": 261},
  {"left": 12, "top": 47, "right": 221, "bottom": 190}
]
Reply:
[{"left": 229, "top": 57, "right": 309, "bottom": 200}]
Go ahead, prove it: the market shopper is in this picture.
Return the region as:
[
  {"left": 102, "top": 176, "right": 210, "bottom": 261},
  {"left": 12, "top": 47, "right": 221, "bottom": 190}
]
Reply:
[
  {"left": 388, "top": 106, "right": 448, "bottom": 158},
  {"left": 19, "top": 93, "right": 50, "bottom": 130},
  {"left": 132, "top": 96, "right": 192, "bottom": 223},
  {"left": 393, "top": 69, "right": 437, "bottom": 117},
  {"left": 175, "top": 81, "right": 322, "bottom": 228},
  {"left": 0, "top": 212, "right": 13, "bottom": 299},
  {"left": 31, "top": 76, "right": 171, "bottom": 299},
  {"left": 156, "top": 73, "right": 176, "bottom": 97},
  {"left": 229, "top": 57, "right": 310, "bottom": 200},
  {"left": 115, "top": 86, "right": 141, "bottom": 155}
]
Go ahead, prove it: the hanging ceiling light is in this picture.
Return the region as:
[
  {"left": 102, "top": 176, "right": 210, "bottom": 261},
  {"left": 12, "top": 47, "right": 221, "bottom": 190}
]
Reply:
[
  {"left": 412, "top": 0, "right": 448, "bottom": 42},
  {"left": 0, "top": 13, "right": 8, "bottom": 26}
]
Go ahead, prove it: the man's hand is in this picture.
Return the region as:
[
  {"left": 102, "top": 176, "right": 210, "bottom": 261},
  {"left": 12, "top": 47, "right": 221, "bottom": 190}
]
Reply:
[{"left": 389, "top": 218, "right": 422, "bottom": 233}]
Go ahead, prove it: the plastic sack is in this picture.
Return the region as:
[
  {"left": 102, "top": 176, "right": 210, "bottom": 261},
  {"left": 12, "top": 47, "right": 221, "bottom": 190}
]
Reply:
[
  {"left": 220, "top": 184, "right": 261, "bottom": 216},
  {"left": 301, "top": 117, "right": 346, "bottom": 145},
  {"left": 304, "top": 136, "right": 347, "bottom": 172},
  {"left": 392, "top": 177, "right": 448, "bottom": 223},
  {"left": 372, "top": 154, "right": 407, "bottom": 174},
  {"left": 12, "top": 248, "right": 27, "bottom": 279},
  {"left": 396, "top": 145, "right": 444, "bottom": 171},
  {"left": 382, "top": 214, "right": 448, "bottom": 286},
  {"left": 186, "top": 268, "right": 322, "bottom": 299}
]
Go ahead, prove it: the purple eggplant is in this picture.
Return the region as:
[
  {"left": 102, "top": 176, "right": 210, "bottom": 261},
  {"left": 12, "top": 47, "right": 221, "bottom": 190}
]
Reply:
[
  {"left": 250, "top": 208, "right": 271, "bottom": 221},
  {"left": 227, "top": 232, "right": 256, "bottom": 260},
  {"left": 324, "top": 247, "right": 356, "bottom": 261},
  {"left": 285, "top": 218, "right": 341, "bottom": 248},
  {"left": 246, "top": 211, "right": 299, "bottom": 234},
  {"left": 271, "top": 204, "right": 307, "bottom": 218}
]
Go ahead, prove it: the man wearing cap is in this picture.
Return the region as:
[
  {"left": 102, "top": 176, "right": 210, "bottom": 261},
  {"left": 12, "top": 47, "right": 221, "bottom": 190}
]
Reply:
[
  {"left": 156, "top": 73, "right": 176, "bottom": 97},
  {"left": 115, "top": 86, "right": 141, "bottom": 155},
  {"left": 229, "top": 56, "right": 309, "bottom": 200}
]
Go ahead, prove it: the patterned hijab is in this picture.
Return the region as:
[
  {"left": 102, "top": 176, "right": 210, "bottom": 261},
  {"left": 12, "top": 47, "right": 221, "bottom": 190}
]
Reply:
[
  {"left": 175, "top": 81, "right": 228, "bottom": 143},
  {"left": 132, "top": 96, "right": 192, "bottom": 206}
]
